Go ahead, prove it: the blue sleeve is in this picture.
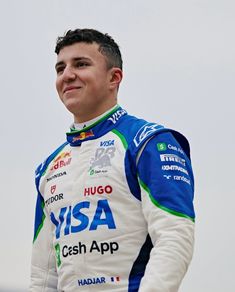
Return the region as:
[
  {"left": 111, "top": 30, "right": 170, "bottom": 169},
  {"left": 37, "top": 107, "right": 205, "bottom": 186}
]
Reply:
[
  {"left": 33, "top": 193, "right": 45, "bottom": 242},
  {"left": 137, "top": 131, "right": 195, "bottom": 221}
]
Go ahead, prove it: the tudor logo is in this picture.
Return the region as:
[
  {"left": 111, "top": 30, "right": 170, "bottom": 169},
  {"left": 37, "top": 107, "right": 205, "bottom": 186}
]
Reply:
[{"left": 51, "top": 185, "right": 56, "bottom": 194}]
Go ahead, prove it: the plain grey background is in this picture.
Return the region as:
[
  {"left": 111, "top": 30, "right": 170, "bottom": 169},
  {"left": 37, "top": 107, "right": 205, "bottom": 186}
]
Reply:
[{"left": 0, "top": 0, "right": 234, "bottom": 291}]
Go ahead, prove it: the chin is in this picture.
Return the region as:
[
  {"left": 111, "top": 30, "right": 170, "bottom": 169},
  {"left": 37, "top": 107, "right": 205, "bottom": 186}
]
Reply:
[{"left": 63, "top": 100, "right": 81, "bottom": 115}]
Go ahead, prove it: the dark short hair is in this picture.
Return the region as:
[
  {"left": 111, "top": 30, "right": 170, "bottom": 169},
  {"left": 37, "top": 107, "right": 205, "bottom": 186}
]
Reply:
[{"left": 55, "top": 28, "right": 123, "bottom": 70}]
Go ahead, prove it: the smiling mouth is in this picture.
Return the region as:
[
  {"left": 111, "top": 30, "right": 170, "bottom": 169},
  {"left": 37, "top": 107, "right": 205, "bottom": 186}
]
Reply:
[{"left": 64, "top": 87, "right": 82, "bottom": 93}]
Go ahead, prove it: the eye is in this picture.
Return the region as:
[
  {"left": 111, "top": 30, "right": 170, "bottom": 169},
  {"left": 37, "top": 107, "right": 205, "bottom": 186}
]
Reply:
[
  {"left": 76, "top": 61, "right": 89, "bottom": 68},
  {"left": 56, "top": 66, "right": 65, "bottom": 75}
]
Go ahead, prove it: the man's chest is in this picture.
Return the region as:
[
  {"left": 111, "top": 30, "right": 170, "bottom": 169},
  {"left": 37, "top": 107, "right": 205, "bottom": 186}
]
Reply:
[{"left": 39, "top": 135, "right": 142, "bottom": 240}]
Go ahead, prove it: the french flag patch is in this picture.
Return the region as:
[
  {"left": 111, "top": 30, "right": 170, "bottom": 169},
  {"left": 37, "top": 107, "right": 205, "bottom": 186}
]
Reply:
[{"left": 111, "top": 276, "right": 120, "bottom": 282}]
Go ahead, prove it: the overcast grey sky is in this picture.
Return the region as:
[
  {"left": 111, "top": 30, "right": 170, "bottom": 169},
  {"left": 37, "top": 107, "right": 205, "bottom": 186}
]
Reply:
[{"left": 0, "top": 0, "right": 234, "bottom": 291}]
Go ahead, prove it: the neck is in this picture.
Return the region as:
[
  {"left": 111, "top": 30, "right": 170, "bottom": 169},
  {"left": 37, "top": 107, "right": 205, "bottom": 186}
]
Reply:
[
  {"left": 73, "top": 104, "right": 118, "bottom": 130},
  {"left": 74, "top": 102, "right": 117, "bottom": 123}
]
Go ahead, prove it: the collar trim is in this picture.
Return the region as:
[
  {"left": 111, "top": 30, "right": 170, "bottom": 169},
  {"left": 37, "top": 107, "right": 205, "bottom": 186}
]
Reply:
[
  {"left": 68, "top": 104, "right": 120, "bottom": 135},
  {"left": 66, "top": 106, "right": 127, "bottom": 146}
]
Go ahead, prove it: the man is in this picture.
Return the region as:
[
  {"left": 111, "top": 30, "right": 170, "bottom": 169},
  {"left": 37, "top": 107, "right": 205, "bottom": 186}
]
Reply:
[{"left": 30, "top": 29, "right": 195, "bottom": 292}]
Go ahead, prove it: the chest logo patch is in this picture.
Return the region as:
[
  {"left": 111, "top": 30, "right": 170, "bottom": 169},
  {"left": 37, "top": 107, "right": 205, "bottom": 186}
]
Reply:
[
  {"left": 50, "top": 151, "right": 72, "bottom": 172},
  {"left": 51, "top": 185, "right": 56, "bottom": 194},
  {"left": 89, "top": 147, "right": 116, "bottom": 175}
]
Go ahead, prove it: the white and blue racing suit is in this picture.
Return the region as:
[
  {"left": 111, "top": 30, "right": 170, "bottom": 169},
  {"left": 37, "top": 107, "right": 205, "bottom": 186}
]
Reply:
[{"left": 30, "top": 105, "right": 195, "bottom": 292}]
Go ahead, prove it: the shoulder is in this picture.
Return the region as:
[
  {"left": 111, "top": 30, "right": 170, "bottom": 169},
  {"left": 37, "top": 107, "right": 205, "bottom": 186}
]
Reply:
[
  {"left": 114, "top": 113, "right": 163, "bottom": 145},
  {"left": 114, "top": 113, "right": 191, "bottom": 160}
]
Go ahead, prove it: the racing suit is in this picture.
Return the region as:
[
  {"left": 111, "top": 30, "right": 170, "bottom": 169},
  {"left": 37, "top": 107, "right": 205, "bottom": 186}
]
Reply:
[{"left": 30, "top": 105, "right": 195, "bottom": 292}]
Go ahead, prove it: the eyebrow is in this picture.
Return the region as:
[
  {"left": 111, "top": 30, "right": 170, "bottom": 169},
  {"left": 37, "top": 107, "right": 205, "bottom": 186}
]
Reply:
[{"left": 55, "top": 57, "right": 92, "bottom": 69}]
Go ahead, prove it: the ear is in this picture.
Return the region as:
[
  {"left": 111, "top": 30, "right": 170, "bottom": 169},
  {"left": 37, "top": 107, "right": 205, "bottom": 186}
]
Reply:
[{"left": 109, "top": 68, "right": 123, "bottom": 90}]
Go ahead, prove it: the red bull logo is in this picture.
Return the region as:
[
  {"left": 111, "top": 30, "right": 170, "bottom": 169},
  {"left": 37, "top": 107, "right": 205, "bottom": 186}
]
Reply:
[
  {"left": 54, "top": 151, "right": 71, "bottom": 163},
  {"left": 72, "top": 130, "right": 94, "bottom": 142},
  {"left": 50, "top": 151, "right": 72, "bottom": 171}
]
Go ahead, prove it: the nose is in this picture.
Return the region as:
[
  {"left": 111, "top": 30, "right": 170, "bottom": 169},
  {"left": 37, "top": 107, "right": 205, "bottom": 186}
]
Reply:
[{"left": 62, "top": 66, "right": 76, "bottom": 82}]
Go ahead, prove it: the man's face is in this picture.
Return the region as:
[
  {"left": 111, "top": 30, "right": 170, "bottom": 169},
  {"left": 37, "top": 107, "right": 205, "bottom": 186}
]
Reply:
[{"left": 55, "top": 42, "right": 118, "bottom": 122}]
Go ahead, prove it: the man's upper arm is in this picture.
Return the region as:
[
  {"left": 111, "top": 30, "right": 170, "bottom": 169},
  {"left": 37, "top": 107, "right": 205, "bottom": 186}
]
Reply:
[
  {"left": 136, "top": 131, "right": 195, "bottom": 292},
  {"left": 30, "top": 164, "right": 58, "bottom": 291},
  {"left": 137, "top": 131, "right": 195, "bottom": 222}
]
